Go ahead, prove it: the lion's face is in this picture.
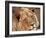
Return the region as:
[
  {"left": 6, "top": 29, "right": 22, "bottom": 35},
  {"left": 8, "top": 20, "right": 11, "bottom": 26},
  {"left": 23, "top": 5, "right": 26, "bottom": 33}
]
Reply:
[{"left": 12, "top": 8, "right": 39, "bottom": 31}]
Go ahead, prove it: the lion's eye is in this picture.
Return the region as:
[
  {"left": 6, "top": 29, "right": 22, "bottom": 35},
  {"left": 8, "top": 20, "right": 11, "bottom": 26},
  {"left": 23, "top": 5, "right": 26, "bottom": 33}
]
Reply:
[{"left": 16, "top": 15, "right": 20, "bottom": 21}]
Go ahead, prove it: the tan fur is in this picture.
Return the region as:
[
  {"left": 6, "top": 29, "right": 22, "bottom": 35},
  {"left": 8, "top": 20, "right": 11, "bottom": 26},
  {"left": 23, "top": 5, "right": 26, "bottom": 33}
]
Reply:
[{"left": 12, "top": 8, "right": 39, "bottom": 31}]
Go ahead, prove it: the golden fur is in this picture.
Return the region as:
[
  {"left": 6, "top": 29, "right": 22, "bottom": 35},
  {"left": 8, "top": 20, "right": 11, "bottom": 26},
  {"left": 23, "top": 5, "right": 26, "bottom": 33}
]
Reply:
[{"left": 12, "top": 8, "right": 39, "bottom": 31}]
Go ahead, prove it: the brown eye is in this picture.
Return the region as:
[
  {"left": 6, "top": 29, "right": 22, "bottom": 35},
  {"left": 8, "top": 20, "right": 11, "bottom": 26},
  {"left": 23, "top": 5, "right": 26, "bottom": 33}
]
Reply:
[{"left": 32, "top": 9, "right": 34, "bottom": 12}]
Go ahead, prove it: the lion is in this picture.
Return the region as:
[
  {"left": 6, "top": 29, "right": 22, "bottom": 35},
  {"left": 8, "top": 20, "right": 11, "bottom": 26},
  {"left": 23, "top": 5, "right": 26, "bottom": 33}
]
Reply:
[{"left": 12, "top": 8, "right": 39, "bottom": 31}]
